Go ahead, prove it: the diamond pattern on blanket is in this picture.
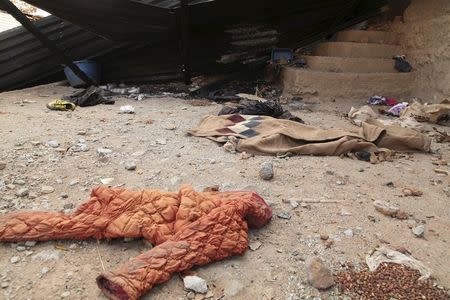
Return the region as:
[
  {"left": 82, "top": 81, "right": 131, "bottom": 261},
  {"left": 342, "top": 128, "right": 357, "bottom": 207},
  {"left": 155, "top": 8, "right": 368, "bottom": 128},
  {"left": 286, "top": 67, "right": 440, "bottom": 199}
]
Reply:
[{"left": 216, "top": 115, "right": 263, "bottom": 138}]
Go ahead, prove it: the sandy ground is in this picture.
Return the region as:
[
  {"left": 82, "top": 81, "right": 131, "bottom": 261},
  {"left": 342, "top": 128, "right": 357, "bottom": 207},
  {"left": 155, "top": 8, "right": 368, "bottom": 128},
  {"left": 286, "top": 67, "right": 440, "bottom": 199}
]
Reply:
[{"left": 0, "top": 83, "right": 449, "bottom": 300}]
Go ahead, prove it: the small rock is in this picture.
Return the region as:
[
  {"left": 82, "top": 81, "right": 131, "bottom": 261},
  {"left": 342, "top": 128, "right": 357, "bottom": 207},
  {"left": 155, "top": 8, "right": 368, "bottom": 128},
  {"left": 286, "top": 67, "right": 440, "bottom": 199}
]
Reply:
[
  {"left": 156, "top": 138, "right": 167, "bottom": 145},
  {"left": 16, "top": 246, "right": 26, "bottom": 252},
  {"left": 41, "top": 267, "right": 50, "bottom": 275},
  {"left": 374, "top": 200, "right": 399, "bottom": 217},
  {"left": 259, "top": 162, "right": 274, "bottom": 181},
  {"left": 344, "top": 229, "right": 354, "bottom": 237},
  {"left": 60, "top": 291, "right": 71, "bottom": 298},
  {"left": 97, "top": 148, "right": 112, "bottom": 156},
  {"left": 412, "top": 225, "right": 425, "bottom": 238},
  {"left": 402, "top": 187, "right": 423, "bottom": 197},
  {"left": 16, "top": 188, "right": 29, "bottom": 197},
  {"left": 60, "top": 193, "right": 69, "bottom": 199},
  {"left": 100, "top": 178, "right": 114, "bottom": 185},
  {"left": 1, "top": 282, "right": 9, "bottom": 289},
  {"left": 63, "top": 203, "right": 74, "bottom": 210},
  {"left": 47, "top": 140, "right": 60, "bottom": 148},
  {"left": 14, "top": 179, "right": 25, "bottom": 186},
  {"left": 69, "top": 179, "right": 79, "bottom": 186},
  {"left": 249, "top": 241, "right": 262, "bottom": 251},
  {"left": 0, "top": 162, "right": 7, "bottom": 170},
  {"left": 434, "top": 169, "right": 449, "bottom": 176},
  {"left": 164, "top": 124, "right": 177, "bottom": 130},
  {"left": 187, "top": 292, "right": 195, "bottom": 299},
  {"left": 28, "top": 192, "right": 38, "bottom": 199},
  {"left": 183, "top": 276, "right": 208, "bottom": 294},
  {"left": 10, "top": 256, "right": 20, "bottom": 264},
  {"left": 25, "top": 241, "right": 37, "bottom": 247},
  {"left": 41, "top": 186, "right": 55, "bottom": 194},
  {"left": 119, "top": 105, "right": 135, "bottom": 114},
  {"left": 6, "top": 184, "right": 16, "bottom": 190},
  {"left": 306, "top": 257, "right": 335, "bottom": 290},
  {"left": 124, "top": 161, "right": 137, "bottom": 171},
  {"left": 290, "top": 200, "right": 299, "bottom": 209},
  {"left": 277, "top": 212, "right": 291, "bottom": 220},
  {"left": 320, "top": 234, "right": 329, "bottom": 241}
]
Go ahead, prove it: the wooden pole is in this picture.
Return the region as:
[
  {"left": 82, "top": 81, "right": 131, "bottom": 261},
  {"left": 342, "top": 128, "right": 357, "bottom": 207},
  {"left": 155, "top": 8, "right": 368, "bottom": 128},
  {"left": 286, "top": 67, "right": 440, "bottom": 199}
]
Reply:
[{"left": 0, "top": 0, "right": 95, "bottom": 86}]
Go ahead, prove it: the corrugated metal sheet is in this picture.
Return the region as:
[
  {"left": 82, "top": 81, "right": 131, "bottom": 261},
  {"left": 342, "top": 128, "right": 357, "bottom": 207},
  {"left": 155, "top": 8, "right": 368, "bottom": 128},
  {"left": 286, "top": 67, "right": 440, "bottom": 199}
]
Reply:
[
  {"left": 0, "top": 10, "right": 20, "bottom": 32},
  {"left": 0, "top": 15, "right": 128, "bottom": 91}
]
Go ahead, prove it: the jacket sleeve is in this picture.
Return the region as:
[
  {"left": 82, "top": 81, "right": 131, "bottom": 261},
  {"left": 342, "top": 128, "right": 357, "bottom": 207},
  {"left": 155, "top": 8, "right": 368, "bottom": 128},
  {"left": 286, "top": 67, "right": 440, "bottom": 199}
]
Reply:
[{"left": 96, "top": 206, "right": 250, "bottom": 300}]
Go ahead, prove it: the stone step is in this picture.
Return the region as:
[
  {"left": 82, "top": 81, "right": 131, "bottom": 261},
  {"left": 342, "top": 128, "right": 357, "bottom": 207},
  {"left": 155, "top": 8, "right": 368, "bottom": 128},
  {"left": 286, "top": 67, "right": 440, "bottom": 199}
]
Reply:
[
  {"left": 302, "top": 56, "right": 397, "bottom": 73},
  {"left": 282, "top": 67, "right": 413, "bottom": 100},
  {"left": 314, "top": 42, "right": 402, "bottom": 59},
  {"left": 335, "top": 30, "right": 400, "bottom": 45}
]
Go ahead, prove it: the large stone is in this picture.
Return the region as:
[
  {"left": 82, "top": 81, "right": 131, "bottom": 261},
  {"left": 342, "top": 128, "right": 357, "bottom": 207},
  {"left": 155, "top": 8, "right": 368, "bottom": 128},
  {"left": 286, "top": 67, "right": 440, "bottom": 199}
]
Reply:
[
  {"left": 306, "top": 257, "right": 335, "bottom": 290},
  {"left": 183, "top": 276, "right": 208, "bottom": 294}
]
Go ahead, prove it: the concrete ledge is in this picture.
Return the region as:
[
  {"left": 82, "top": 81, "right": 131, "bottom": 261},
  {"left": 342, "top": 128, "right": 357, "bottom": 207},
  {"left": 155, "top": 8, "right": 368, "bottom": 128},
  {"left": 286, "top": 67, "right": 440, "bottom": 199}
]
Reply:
[
  {"left": 335, "top": 30, "right": 400, "bottom": 45},
  {"left": 302, "top": 56, "right": 396, "bottom": 73},
  {"left": 282, "top": 67, "right": 413, "bottom": 100},
  {"left": 314, "top": 42, "right": 402, "bottom": 59}
]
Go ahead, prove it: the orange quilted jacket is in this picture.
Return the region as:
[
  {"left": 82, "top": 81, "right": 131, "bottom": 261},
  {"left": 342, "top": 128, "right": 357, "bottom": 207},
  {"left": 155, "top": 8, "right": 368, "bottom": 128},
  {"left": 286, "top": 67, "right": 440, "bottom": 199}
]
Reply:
[{"left": 0, "top": 185, "right": 272, "bottom": 300}]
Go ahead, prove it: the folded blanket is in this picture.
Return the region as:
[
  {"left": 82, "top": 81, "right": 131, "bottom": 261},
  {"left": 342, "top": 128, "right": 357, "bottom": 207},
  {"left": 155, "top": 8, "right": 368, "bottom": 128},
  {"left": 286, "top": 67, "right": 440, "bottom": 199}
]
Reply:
[
  {"left": 188, "top": 115, "right": 431, "bottom": 156},
  {"left": 0, "top": 186, "right": 272, "bottom": 300}
]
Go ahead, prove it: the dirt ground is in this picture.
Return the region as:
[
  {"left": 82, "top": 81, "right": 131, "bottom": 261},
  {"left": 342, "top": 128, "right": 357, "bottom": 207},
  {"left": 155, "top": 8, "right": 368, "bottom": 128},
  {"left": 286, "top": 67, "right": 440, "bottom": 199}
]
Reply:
[{"left": 0, "top": 83, "right": 449, "bottom": 300}]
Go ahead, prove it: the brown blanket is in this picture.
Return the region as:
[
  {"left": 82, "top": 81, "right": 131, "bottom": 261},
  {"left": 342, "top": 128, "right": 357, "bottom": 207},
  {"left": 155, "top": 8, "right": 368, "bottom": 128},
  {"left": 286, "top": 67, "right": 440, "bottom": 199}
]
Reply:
[{"left": 188, "top": 115, "right": 431, "bottom": 156}]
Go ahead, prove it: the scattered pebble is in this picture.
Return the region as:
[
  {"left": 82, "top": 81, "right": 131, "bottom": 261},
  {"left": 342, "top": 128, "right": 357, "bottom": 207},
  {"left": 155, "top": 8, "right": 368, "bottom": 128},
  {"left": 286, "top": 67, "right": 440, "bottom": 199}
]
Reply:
[
  {"left": 187, "top": 291, "right": 195, "bottom": 299},
  {"left": 41, "top": 267, "right": 50, "bottom": 275},
  {"left": 373, "top": 200, "right": 402, "bottom": 218},
  {"left": 60, "top": 291, "right": 71, "bottom": 298},
  {"left": 119, "top": 105, "right": 135, "bottom": 114},
  {"left": 277, "top": 212, "right": 291, "bottom": 220},
  {"left": 402, "top": 187, "right": 423, "bottom": 197},
  {"left": 306, "top": 257, "right": 335, "bottom": 290},
  {"left": 97, "top": 148, "right": 113, "bottom": 156},
  {"left": 259, "top": 162, "right": 274, "bottom": 181},
  {"left": 434, "top": 169, "right": 448, "bottom": 175},
  {"left": 25, "top": 241, "right": 37, "bottom": 247},
  {"left": 14, "top": 179, "right": 25, "bottom": 186},
  {"left": 69, "top": 179, "right": 79, "bottom": 186},
  {"left": 100, "top": 178, "right": 114, "bottom": 185},
  {"left": 412, "top": 225, "right": 425, "bottom": 238},
  {"left": 344, "top": 229, "right": 354, "bottom": 237},
  {"left": 249, "top": 241, "right": 262, "bottom": 251},
  {"left": 60, "top": 193, "right": 69, "bottom": 199},
  {"left": 41, "top": 185, "right": 55, "bottom": 194},
  {"left": 156, "top": 138, "right": 167, "bottom": 145},
  {"left": 10, "top": 256, "right": 20, "bottom": 264},
  {"left": 125, "top": 161, "right": 137, "bottom": 171},
  {"left": 183, "top": 276, "right": 208, "bottom": 294},
  {"left": 16, "top": 246, "right": 26, "bottom": 252},
  {"left": 320, "top": 234, "right": 329, "bottom": 241},
  {"left": 290, "top": 200, "right": 299, "bottom": 209},
  {"left": 47, "top": 140, "right": 60, "bottom": 148},
  {"left": 16, "top": 188, "right": 29, "bottom": 197},
  {"left": 1, "top": 282, "right": 9, "bottom": 289},
  {"left": 0, "top": 161, "right": 7, "bottom": 170}
]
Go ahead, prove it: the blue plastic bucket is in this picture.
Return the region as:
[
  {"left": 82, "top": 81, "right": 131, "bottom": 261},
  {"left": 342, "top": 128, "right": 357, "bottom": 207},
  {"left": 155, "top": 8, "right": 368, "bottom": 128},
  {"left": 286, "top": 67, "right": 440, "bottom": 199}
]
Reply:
[{"left": 64, "top": 60, "right": 101, "bottom": 87}]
